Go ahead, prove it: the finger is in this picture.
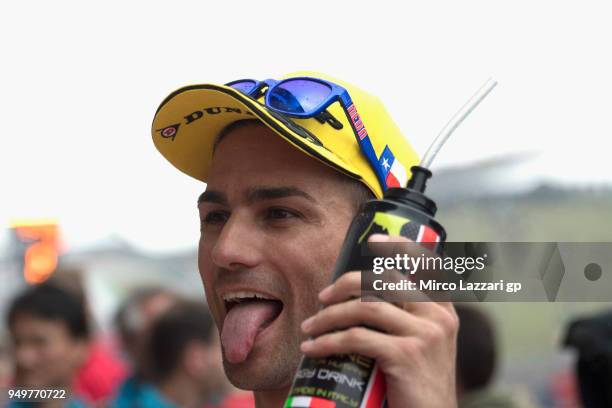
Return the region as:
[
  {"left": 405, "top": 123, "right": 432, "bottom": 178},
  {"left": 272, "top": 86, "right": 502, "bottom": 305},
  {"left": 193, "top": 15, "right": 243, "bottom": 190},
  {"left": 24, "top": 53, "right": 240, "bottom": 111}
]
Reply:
[
  {"left": 319, "top": 269, "right": 434, "bottom": 315},
  {"left": 319, "top": 234, "right": 430, "bottom": 305},
  {"left": 367, "top": 234, "right": 454, "bottom": 314},
  {"left": 323, "top": 268, "right": 433, "bottom": 311},
  {"left": 318, "top": 271, "right": 361, "bottom": 305},
  {"left": 320, "top": 267, "right": 451, "bottom": 320},
  {"left": 397, "top": 298, "right": 455, "bottom": 326},
  {"left": 300, "top": 326, "right": 405, "bottom": 364},
  {"left": 301, "top": 298, "right": 431, "bottom": 338}
]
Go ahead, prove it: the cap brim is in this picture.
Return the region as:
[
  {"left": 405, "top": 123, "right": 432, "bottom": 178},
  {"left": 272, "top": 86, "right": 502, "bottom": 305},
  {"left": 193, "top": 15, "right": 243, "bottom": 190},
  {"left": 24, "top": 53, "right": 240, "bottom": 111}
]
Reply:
[{"left": 152, "top": 84, "right": 361, "bottom": 184}]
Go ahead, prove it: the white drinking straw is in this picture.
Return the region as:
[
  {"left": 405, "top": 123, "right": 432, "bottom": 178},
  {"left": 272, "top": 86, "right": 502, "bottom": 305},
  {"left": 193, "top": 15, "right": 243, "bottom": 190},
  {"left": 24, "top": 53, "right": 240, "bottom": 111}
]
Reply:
[{"left": 420, "top": 78, "right": 498, "bottom": 168}]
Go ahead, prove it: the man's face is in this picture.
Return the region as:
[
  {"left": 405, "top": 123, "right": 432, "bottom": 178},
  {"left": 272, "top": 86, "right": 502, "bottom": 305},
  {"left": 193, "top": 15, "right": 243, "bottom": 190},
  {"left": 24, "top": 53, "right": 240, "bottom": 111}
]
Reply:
[
  {"left": 198, "top": 123, "right": 357, "bottom": 390},
  {"left": 10, "top": 314, "right": 87, "bottom": 387}
]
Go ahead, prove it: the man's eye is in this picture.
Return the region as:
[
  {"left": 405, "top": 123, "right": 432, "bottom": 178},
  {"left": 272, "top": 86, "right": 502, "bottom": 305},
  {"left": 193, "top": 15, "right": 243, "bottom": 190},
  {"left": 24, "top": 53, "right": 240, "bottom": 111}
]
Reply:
[
  {"left": 265, "top": 207, "right": 300, "bottom": 220},
  {"left": 202, "top": 211, "right": 229, "bottom": 225}
]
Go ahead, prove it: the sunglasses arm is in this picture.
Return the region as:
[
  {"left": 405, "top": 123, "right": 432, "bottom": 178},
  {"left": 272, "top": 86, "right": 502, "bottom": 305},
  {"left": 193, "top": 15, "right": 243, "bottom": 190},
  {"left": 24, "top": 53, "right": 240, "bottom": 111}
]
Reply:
[{"left": 339, "top": 97, "right": 388, "bottom": 189}]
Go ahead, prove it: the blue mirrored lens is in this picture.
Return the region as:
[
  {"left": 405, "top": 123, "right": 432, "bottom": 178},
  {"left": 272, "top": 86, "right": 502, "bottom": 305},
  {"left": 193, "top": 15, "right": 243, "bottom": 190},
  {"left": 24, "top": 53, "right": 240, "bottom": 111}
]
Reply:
[
  {"left": 268, "top": 79, "right": 332, "bottom": 114},
  {"left": 228, "top": 80, "right": 257, "bottom": 95}
]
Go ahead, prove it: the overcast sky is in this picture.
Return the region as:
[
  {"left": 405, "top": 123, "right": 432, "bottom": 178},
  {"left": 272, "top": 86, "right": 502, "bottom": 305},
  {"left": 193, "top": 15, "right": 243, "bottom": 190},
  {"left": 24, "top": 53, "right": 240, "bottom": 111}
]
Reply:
[{"left": 1, "top": 1, "right": 610, "bottom": 253}]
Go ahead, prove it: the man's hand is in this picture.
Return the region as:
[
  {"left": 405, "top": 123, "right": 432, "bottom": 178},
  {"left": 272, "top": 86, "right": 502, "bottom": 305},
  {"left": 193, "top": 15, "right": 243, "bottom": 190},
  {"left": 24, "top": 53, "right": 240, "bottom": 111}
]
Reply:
[{"left": 300, "top": 234, "right": 459, "bottom": 408}]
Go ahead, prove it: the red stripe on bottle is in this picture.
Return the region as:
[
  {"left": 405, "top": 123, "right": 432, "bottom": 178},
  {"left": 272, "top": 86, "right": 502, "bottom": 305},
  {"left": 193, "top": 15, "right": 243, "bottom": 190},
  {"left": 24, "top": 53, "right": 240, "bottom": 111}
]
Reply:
[
  {"left": 311, "top": 397, "right": 336, "bottom": 408},
  {"left": 418, "top": 225, "right": 439, "bottom": 251},
  {"left": 363, "top": 367, "right": 386, "bottom": 408}
]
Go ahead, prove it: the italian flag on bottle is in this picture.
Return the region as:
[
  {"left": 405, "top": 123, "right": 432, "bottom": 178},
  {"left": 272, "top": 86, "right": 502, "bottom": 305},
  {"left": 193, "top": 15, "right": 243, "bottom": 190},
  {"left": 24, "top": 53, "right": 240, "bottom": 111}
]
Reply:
[{"left": 284, "top": 396, "right": 336, "bottom": 408}]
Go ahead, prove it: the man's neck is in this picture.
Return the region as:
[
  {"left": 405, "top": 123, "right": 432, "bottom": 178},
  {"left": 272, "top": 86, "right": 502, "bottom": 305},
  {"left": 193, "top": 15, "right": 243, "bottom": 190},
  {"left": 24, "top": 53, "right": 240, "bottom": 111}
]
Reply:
[{"left": 254, "top": 386, "right": 290, "bottom": 408}]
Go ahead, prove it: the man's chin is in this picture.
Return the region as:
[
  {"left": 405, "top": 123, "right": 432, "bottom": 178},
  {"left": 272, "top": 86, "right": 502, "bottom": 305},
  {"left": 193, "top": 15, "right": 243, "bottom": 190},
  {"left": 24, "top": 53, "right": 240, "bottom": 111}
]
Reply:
[{"left": 221, "top": 339, "right": 300, "bottom": 391}]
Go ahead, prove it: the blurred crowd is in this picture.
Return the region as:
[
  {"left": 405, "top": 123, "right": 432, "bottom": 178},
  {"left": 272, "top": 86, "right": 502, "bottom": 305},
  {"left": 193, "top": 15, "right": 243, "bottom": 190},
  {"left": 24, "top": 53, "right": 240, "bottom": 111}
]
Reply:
[
  {"left": 0, "top": 268, "right": 610, "bottom": 407},
  {"left": 1, "top": 269, "right": 253, "bottom": 408}
]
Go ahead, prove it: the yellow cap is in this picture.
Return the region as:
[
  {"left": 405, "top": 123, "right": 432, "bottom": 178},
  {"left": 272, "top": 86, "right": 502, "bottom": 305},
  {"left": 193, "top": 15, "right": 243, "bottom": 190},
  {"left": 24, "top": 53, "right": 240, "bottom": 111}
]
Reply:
[{"left": 151, "top": 72, "right": 419, "bottom": 198}]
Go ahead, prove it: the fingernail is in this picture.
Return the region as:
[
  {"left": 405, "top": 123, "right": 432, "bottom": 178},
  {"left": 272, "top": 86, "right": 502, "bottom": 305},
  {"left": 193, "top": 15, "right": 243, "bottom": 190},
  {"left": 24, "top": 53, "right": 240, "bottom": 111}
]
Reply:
[
  {"left": 319, "top": 285, "right": 332, "bottom": 301},
  {"left": 368, "top": 234, "right": 389, "bottom": 243},
  {"left": 301, "top": 316, "right": 314, "bottom": 332},
  {"left": 301, "top": 340, "right": 314, "bottom": 352}
]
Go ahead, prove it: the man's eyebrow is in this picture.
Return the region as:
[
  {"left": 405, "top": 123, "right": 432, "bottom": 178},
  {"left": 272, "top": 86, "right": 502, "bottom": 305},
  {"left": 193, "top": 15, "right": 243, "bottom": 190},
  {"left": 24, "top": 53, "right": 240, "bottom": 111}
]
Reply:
[
  {"left": 197, "top": 191, "right": 227, "bottom": 205},
  {"left": 247, "top": 186, "right": 317, "bottom": 204}
]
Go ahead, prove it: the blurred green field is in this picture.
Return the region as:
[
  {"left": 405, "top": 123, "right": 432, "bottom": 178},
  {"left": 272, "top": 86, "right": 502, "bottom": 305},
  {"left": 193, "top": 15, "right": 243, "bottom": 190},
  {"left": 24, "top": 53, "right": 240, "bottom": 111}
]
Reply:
[{"left": 437, "top": 186, "right": 612, "bottom": 390}]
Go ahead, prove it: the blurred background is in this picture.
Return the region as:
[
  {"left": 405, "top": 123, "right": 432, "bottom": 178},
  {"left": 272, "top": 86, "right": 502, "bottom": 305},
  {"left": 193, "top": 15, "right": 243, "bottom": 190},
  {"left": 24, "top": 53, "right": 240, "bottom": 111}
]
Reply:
[{"left": 1, "top": 1, "right": 611, "bottom": 407}]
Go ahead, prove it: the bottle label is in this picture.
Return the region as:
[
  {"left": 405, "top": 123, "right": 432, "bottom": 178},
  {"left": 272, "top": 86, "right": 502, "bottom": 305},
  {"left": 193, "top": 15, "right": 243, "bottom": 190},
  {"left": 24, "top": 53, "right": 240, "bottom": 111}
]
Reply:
[{"left": 285, "top": 356, "right": 386, "bottom": 408}]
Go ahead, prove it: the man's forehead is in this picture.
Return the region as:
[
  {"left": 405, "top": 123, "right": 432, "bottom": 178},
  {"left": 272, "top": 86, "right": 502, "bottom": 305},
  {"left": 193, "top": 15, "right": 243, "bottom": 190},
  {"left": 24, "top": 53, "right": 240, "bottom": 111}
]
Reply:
[
  {"left": 210, "top": 121, "right": 319, "bottom": 174},
  {"left": 212, "top": 120, "right": 284, "bottom": 156},
  {"left": 198, "top": 185, "right": 317, "bottom": 205},
  {"left": 205, "top": 122, "right": 364, "bottom": 209},
  {"left": 12, "top": 314, "right": 68, "bottom": 334},
  {"left": 212, "top": 119, "right": 263, "bottom": 154}
]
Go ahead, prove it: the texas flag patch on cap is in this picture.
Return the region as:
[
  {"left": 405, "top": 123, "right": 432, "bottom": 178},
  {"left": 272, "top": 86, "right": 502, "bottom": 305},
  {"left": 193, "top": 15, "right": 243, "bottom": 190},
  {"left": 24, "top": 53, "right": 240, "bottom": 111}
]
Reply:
[{"left": 379, "top": 146, "right": 408, "bottom": 189}]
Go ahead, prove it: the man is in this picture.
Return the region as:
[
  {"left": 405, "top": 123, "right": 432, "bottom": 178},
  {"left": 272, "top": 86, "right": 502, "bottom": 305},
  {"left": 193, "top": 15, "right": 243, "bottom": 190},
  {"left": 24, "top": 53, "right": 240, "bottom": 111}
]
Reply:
[
  {"left": 114, "top": 286, "right": 178, "bottom": 365},
  {"left": 47, "top": 267, "right": 128, "bottom": 405},
  {"left": 151, "top": 72, "right": 458, "bottom": 407},
  {"left": 146, "top": 299, "right": 245, "bottom": 408},
  {"left": 7, "top": 283, "right": 90, "bottom": 407},
  {"left": 112, "top": 287, "right": 178, "bottom": 407}
]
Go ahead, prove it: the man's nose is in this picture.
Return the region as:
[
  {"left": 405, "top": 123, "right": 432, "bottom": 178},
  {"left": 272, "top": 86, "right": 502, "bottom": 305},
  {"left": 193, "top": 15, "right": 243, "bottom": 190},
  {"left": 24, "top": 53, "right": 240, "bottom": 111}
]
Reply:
[{"left": 210, "top": 212, "right": 261, "bottom": 270}]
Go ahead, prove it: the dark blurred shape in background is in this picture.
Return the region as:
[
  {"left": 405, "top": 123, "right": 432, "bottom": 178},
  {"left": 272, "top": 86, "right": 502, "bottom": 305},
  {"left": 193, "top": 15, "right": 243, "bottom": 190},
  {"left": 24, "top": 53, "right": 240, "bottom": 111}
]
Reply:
[
  {"left": 456, "top": 304, "right": 522, "bottom": 408},
  {"left": 564, "top": 309, "right": 612, "bottom": 407}
]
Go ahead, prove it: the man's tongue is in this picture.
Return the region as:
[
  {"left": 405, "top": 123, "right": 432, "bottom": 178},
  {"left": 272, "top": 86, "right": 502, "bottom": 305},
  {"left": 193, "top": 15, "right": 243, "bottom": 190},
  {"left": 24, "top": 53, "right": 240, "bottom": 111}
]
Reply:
[{"left": 221, "top": 300, "right": 280, "bottom": 364}]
